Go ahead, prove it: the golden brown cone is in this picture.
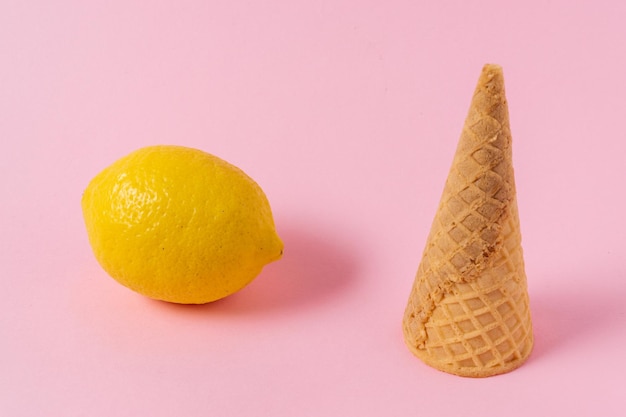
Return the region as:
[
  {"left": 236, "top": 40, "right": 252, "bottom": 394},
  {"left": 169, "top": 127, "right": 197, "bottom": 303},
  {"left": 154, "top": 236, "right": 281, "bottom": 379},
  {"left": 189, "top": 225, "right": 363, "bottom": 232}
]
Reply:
[{"left": 403, "top": 64, "right": 533, "bottom": 377}]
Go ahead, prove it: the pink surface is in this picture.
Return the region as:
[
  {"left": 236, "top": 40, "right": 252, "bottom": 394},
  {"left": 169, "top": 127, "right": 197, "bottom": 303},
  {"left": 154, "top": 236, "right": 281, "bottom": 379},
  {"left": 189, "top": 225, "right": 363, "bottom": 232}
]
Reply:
[{"left": 2, "top": 1, "right": 626, "bottom": 415}]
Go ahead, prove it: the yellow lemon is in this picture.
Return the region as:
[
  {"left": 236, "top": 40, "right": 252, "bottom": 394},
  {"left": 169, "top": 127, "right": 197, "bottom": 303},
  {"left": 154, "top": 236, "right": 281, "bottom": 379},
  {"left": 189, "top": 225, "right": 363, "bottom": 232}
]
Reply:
[{"left": 81, "top": 145, "right": 283, "bottom": 304}]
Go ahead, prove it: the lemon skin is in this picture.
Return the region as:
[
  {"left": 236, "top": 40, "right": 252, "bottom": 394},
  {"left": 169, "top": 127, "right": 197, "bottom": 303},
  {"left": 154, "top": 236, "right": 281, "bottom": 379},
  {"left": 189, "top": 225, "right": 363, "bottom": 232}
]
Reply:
[{"left": 81, "top": 145, "right": 283, "bottom": 304}]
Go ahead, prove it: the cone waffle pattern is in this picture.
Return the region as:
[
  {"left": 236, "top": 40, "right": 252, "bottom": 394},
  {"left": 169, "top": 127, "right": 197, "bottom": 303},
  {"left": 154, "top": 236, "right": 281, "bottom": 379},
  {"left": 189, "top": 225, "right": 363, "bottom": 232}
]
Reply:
[{"left": 403, "top": 65, "right": 533, "bottom": 377}]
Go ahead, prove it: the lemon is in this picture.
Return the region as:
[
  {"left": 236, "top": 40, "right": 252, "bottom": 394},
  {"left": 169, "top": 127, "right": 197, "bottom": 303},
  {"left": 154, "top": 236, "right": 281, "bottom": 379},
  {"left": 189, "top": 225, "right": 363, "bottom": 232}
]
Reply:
[{"left": 81, "top": 145, "right": 283, "bottom": 304}]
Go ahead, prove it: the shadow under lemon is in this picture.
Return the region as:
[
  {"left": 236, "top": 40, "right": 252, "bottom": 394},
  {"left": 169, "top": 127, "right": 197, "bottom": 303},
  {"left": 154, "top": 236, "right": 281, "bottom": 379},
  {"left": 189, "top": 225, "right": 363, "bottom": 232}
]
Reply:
[{"left": 148, "top": 222, "right": 360, "bottom": 315}]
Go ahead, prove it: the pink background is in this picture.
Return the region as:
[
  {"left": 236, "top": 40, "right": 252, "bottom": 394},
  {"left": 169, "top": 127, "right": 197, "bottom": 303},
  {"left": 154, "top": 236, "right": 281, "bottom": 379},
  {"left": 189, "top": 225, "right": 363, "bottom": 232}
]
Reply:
[{"left": 2, "top": 1, "right": 625, "bottom": 415}]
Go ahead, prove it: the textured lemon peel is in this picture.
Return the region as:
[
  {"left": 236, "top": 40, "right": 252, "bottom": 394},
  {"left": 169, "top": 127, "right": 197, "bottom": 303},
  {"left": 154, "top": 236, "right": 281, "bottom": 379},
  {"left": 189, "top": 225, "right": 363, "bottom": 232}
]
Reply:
[{"left": 82, "top": 145, "right": 283, "bottom": 304}]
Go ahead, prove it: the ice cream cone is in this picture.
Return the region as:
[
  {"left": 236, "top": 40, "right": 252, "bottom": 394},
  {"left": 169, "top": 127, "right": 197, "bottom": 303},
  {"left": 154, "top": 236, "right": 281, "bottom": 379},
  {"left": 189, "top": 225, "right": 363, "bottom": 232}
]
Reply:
[{"left": 403, "top": 64, "right": 533, "bottom": 377}]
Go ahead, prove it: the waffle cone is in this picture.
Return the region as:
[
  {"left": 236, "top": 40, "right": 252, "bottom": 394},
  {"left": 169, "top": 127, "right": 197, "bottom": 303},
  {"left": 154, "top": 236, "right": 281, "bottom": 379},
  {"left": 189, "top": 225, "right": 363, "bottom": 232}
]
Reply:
[{"left": 403, "top": 64, "right": 533, "bottom": 377}]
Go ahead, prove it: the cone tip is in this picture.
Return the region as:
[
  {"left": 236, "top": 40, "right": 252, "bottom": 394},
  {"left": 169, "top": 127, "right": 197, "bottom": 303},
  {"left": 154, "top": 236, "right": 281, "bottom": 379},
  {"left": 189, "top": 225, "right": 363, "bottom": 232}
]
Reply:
[
  {"left": 476, "top": 63, "right": 506, "bottom": 95},
  {"left": 482, "top": 63, "right": 503, "bottom": 73},
  {"left": 481, "top": 64, "right": 504, "bottom": 82}
]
